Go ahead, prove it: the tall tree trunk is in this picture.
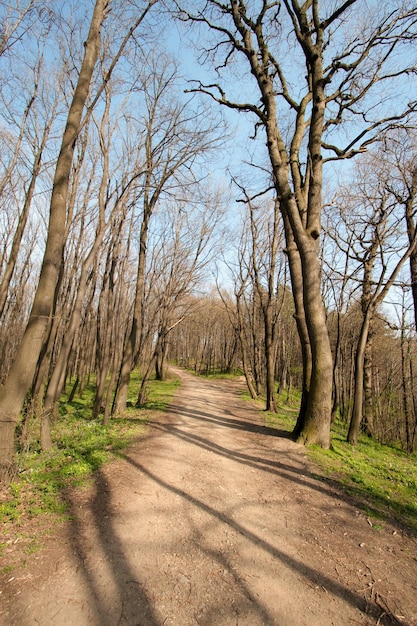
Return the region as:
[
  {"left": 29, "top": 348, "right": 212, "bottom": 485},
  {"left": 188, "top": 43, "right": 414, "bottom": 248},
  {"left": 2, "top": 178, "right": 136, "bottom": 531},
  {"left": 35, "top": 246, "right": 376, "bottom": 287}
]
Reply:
[
  {"left": 0, "top": 0, "right": 108, "bottom": 483},
  {"left": 348, "top": 311, "right": 371, "bottom": 445},
  {"left": 113, "top": 209, "right": 150, "bottom": 414},
  {"left": 284, "top": 220, "right": 312, "bottom": 440},
  {"left": 363, "top": 331, "right": 374, "bottom": 437},
  {"left": 264, "top": 307, "right": 277, "bottom": 413},
  {"left": 95, "top": 206, "right": 132, "bottom": 420},
  {"left": 405, "top": 169, "right": 417, "bottom": 329},
  {"left": 401, "top": 323, "right": 412, "bottom": 452},
  {"left": 295, "top": 238, "right": 333, "bottom": 447},
  {"left": 235, "top": 293, "right": 258, "bottom": 400},
  {"left": 42, "top": 87, "right": 112, "bottom": 444}
]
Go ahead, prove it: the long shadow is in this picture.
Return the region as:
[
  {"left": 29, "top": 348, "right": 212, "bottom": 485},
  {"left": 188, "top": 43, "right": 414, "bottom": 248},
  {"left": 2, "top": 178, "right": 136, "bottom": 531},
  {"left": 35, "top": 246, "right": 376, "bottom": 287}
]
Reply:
[
  {"left": 160, "top": 403, "right": 417, "bottom": 533},
  {"left": 168, "top": 402, "right": 292, "bottom": 438},
  {"left": 124, "top": 454, "right": 403, "bottom": 626},
  {"left": 64, "top": 470, "right": 159, "bottom": 625},
  {"left": 148, "top": 413, "right": 360, "bottom": 514}
]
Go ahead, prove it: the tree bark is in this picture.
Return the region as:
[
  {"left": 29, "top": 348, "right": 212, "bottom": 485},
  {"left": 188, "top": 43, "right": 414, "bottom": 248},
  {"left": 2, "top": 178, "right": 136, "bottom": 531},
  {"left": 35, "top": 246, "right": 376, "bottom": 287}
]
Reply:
[
  {"left": 284, "top": 217, "right": 312, "bottom": 439},
  {"left": 295, "top": 239, "right": 333, "bottom": 447},
  {"left": 348, "top": 311, "right": 371, "bottom": 445},
  {"left": 405, "top": 168, "right": 417, "bottom": 329},
  {"left": 363, "top": 331, "right": 374, "bottom": 437}
]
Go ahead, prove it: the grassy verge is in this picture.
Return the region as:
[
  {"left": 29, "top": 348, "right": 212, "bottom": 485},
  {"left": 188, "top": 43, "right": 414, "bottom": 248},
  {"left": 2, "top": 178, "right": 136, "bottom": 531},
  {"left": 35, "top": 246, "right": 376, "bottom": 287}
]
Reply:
[
  {"left": 263, "top": 390, "right": 417, "bottom": 535},
  {"left": 307, "top": 427, "right": 417, "bottom": 534},
  {"left": 182, "top": 365, "right": 244, "bottom": 380},
  {"left": 0, "top": 374, "right": 180, "bottom": 532}
]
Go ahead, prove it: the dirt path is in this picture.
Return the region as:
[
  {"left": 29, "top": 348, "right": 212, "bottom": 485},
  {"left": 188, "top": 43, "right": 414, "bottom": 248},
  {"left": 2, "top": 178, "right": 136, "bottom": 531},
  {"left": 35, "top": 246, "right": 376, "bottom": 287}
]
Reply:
[{"left": 1, "top": 369, "right": 416, "bottom": 625}]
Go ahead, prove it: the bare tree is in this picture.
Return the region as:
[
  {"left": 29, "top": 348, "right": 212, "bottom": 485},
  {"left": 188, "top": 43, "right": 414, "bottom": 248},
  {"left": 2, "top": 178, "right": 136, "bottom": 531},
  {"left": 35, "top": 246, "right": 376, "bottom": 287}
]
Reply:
[
  {"left": 0, "top": 0, "right": 41, "bottom": 58},
  {"left": 175, "top": 0, "right": 417, "bottom": 447},
  {"left": 232, "top": 184, "right": 285, "bottom": 412},
  {"left": 382, "top": 131, "right": 417, "bottom": 330},
  {"left": 218, "top": 270, "right": 259, "bottom": 400},
  {"left": 0, "top": 9, "right": 59, "bottom": 319},
  {"left": 0, "top": 0, "right": 110, "bottom": 482},
  {"left": 112, "top": 55, "right": 225, "bottom": 414},
  {"left": 137, "top": 192, "right": 222, "bottom": 402},
  {"left": 0, "top": 0, "right": 160, "bottom": 480},
  {"left": 40, "top": 79, "right": 125, "bottom": 448},
  {"left": 328, "top": 152, "right": 417, "bottom": 445}
]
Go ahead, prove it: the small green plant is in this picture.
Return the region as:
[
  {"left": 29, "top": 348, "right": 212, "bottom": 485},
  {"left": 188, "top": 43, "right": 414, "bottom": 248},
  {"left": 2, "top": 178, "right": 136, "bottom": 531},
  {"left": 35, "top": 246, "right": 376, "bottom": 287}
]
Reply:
[
  {"left": 261, "top": 393, "right": 417, "bottom": 534},
  {"left": 24, "top": 538, "right": 41, "bottom": 555},
  {"left": 0, "top": 482, "right": 22, "bottom": 523}
]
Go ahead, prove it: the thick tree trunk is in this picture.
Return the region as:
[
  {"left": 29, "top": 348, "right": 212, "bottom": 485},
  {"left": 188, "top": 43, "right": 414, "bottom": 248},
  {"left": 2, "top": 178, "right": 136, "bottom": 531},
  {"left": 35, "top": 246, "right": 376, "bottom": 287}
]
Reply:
[
  {"left": 155, "top": 336, "right": 168, "bottom": 381},
  {"left": 253, "top": 33, "right": 331, "bottom": 446},
  {"left": 295, "top": 242, "right": 333, "bottom": 448},
  {"left": 0, "top": 0, "right": 108, "bottom": 483}
]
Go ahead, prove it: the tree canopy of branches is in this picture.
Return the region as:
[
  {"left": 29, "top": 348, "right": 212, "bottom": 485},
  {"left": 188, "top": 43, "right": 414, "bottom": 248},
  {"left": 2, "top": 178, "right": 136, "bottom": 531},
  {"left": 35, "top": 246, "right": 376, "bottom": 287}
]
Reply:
[{"left": 174, "top": 0, "right": 417, "bottom": 447}]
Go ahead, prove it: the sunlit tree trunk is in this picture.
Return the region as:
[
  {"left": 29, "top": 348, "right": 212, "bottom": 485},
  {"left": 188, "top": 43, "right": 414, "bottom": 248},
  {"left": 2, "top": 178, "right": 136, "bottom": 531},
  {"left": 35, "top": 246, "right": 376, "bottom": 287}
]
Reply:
[
  {"left": 348, "top": 310, "right": 372, "bottom": 445},
  {"left": 0, "top": 0, "right": 108, "bottom": 483},
  {"left": 284, "top": 217, "right": 312, "bottom": 439}
]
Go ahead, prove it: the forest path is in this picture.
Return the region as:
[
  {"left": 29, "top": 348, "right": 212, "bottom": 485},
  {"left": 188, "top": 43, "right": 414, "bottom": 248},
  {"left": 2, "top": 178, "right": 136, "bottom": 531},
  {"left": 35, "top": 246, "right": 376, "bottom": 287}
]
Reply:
[{"left": 1, "top": 368, "right": 416, "bottom": 625}]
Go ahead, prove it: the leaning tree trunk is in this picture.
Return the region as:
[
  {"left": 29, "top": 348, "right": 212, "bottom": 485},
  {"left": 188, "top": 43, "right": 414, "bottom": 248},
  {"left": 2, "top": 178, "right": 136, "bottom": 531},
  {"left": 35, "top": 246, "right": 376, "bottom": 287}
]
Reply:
[
  {"left": 42, "top": 118, "right": 112, "bottom": 446},
  {"left": 137, "top": 352, "right": 157, "bottom": 406},
  {"left": 0, "top": 0, "right": 108, "bottom": 484}
]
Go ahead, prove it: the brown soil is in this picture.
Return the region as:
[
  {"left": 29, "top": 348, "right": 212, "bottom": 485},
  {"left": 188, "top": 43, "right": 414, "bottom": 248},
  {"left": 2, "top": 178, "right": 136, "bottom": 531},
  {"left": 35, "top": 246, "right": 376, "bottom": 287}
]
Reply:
[{"left": 1, "top": 368, "right": 416, "bottom": 626}]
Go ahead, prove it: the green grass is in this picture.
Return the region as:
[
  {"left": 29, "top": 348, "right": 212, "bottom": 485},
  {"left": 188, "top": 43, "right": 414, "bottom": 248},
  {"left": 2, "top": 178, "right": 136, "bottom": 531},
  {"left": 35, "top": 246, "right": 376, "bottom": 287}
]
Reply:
[
  {"left": 307, "top": 426, "right": 417, "bottom": 533},
  {"left": 0, "top": 373, "right": 180, "bottom": 527},
  {"left": 183, "top": 365, "right": 244, "bottom": 380},
  {"left": 263, "top": 390, "right": 417, "bottom": 535}
]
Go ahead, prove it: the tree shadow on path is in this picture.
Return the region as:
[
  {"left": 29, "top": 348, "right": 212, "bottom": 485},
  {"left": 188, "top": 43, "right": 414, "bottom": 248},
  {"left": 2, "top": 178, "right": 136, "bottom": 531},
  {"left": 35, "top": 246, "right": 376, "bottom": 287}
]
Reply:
[
  {"left": 123, "top": 453, "right": 401, "bottom": 626},
  {"left": 64, "top": 469, "right": 159, "bottom": 626}
]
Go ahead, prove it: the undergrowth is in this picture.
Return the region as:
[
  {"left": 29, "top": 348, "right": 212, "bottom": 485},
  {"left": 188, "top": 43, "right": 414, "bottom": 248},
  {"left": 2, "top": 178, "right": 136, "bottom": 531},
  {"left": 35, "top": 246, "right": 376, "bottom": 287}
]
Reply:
[
  {"left": 0, "top": 374, "right": 180, "bottom": 528},
  {"left": 264, "top": 389, "right": 417, "bottom": 535}
]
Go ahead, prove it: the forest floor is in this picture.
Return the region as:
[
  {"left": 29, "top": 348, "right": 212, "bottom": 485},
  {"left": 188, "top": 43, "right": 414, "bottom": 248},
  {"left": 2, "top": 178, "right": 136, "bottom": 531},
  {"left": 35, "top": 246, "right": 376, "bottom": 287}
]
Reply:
[{"left": 1, "top": 368, "right": 417, "bottom": 626}]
